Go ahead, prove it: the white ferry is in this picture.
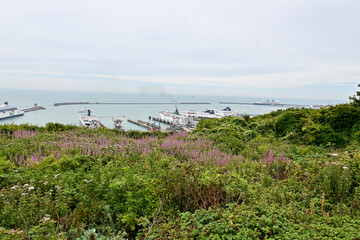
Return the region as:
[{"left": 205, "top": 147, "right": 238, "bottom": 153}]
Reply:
[
  {"left": 179, "top": 107, "right": 239, "bottom": 119},
  {"left": 159, "top": 107, "right": 239, "bottom": 126},
  {"left": 79, "top": 109, "right": 101, "bottom": 129},
  {"left": 0, "top": 102, "right": 24, "bottom": 120},
  {"left": 159, "top": 109, "right": 189, "bottom": 126},
  {"left": 254, "top": 100, "right": 284, "bottom": 106}
]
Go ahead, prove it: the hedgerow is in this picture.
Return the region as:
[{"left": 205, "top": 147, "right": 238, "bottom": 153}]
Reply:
[{"left": 0, "top": 102, "right": 359, "bottom": 239}]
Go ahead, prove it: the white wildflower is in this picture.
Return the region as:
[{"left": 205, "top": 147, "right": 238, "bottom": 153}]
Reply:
[
  {"left": 343, "top": 166, "right": 349, "bottom": 170},
  {"left": 55, "top": 185, "right": 61, "bottom": 189},
  {"left": 44, "top": 182, "right": 48, "bottom": 185},
  {"left": 28, "top": 186, "right": 35, "bottom": 191},
  {"left": 331, "top": 153, "right": 338, "bottom": 157},
  {"left": 10, "top": 185, "right": 18, "bottom": 190},
  {"left": 23, "top": 184, "right": 29, "bottom": 188}
]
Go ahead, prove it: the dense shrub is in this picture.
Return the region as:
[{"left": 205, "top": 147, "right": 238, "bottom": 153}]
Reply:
[
  {"left": 195, "top": 103, "right": 360, "bottom": 148},
  {"left": 1, "top": 103, "right": 360, "bottom": 239},
  {"left": 275, "top": 109, "right": 308, "bottom": 137}
]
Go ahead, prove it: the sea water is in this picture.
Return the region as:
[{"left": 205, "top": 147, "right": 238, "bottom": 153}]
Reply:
[{"left": 0, "top": 89, "right": 344, "bottom": 131}]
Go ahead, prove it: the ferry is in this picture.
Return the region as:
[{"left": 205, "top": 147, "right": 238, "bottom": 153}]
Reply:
[
  {"left": 254, "top": 100, "right": 284, "bottom": 106},
  {"left": 159, "top": 107, "right": 239, "bottom": 126},
  {"left": 0, "top": 102, "right": 24, "bottom": 120},
  {"left": 179, "top": 107, "right": 239, "bottom": 120},
  {"left": 159, "top": 109, "right": 189, "bottom": 126},
  {"left": 79, "top": 109, "right": 101, "bottom": 129}
]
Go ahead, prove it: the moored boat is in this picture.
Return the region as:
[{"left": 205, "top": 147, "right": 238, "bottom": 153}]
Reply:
[
  {"left": 79, "top": 109, "right": 101, "bottom": 129},
  {"left": 178, "top": 107, "right": 239, "bottom": 119},
  {"left": 159, "top": 107, "right": 239, "bottom": 127},
  {"left": 0, "top": 102, "right": 24, "bottom": 120},
  {"left": 254, "top": 100, "right": 284, "bottom": 106},
  {"left": 159, "top": 109, "right": 189, "bottom": 126}
]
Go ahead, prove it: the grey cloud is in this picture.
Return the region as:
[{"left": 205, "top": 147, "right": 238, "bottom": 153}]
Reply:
[{"left": 0, "top": 0, "right": 359, "bottom": 99}]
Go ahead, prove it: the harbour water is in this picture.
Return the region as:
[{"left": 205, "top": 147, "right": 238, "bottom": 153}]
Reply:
[{"left": 0, "top": 89, "right": 345, "bottom": 131}]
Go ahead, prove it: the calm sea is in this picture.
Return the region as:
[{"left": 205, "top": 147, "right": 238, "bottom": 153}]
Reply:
[{"left": 0, "top": 89, "right": 345, "bottom": 131}]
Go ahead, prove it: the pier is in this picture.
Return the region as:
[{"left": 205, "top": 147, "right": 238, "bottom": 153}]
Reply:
[
  {"left": 128, "top": 118, "right": 195, "bottom": 132},
  {"left": 22, "top": 104, "right": 46, "bottom": 112},
  {"left": 128, "top": 119, "right": 160, "bottom": 130},
  {"left": 54, "top": 102, "right": 210, "bottom": 106},
  {"left": 128, "top": 119, "right": 148, "bottom": 129},
  {"left": 128, "top": 119, "right": 161, "bottom": 131}
]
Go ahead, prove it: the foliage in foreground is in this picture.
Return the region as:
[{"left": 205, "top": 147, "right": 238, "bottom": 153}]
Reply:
[
  {"left": 0, "top": 102, "right": 360, "bottom": 239},
  {"left": 194, "top": 103, "right": 360, "bottom": 152}
]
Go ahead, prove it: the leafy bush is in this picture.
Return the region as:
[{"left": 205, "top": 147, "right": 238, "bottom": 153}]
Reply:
[
  {"left": 275, "top": 109, "right": 308, "bottom": 137},
  {"left": 1, "top": 103, "right": 360, "bottom": 238}
]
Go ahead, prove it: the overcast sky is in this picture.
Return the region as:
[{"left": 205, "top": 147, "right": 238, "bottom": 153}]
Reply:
[{"left": 0, "top": 0, "right": 359, "bottom": 100}]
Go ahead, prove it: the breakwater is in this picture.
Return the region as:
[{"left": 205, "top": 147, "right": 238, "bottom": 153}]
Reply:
[
  {"left": 54, "top": 102, "right": 210, "bottom": 106},
  {"left": 219, "top": 101, "right": 325, "bottom": 109},
  {"left": 22, "top": 104, "right": 46, "bottom": 112}
]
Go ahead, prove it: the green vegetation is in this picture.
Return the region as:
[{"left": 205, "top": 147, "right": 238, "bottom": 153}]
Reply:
[
  {"left": 349, "top": 83, "right": 360, "bottom": 107},
  {"left": 0, "top": 102, "right": 360, "bottom": 239},
  {"left": 195, "top": 103, "right": 360, "bottom": 149}
]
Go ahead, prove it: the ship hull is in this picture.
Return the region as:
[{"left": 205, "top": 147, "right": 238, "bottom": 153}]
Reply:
[{"left": 0, "top": 112, "right": 24, "bottom": 120}]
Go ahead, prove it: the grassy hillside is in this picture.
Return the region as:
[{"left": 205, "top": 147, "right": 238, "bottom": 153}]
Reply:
[{"left": 0, "top": 103, "right": 360, "bottom": 239}]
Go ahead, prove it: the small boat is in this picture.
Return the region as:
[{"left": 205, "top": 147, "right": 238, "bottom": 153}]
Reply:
[
  {"left": 0, "top": 102, "right": 24, "bottom": 120},
  {"left": 79, "top": 109, "right": 101, "bottom": 129}
]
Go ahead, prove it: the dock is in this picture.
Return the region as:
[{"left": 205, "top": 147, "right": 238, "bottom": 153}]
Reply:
[
  {"left": 128, "top": 119, "right": 149, "bottom": 129},
  {"left": 22, "top": 104, "right": 46, "bottom": 112},
  {"left": 128, "top": 119, "right": 161, "bottom": 131},
  {"left": 128, "top": 118, "right": 195, "bottom": 133}
]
